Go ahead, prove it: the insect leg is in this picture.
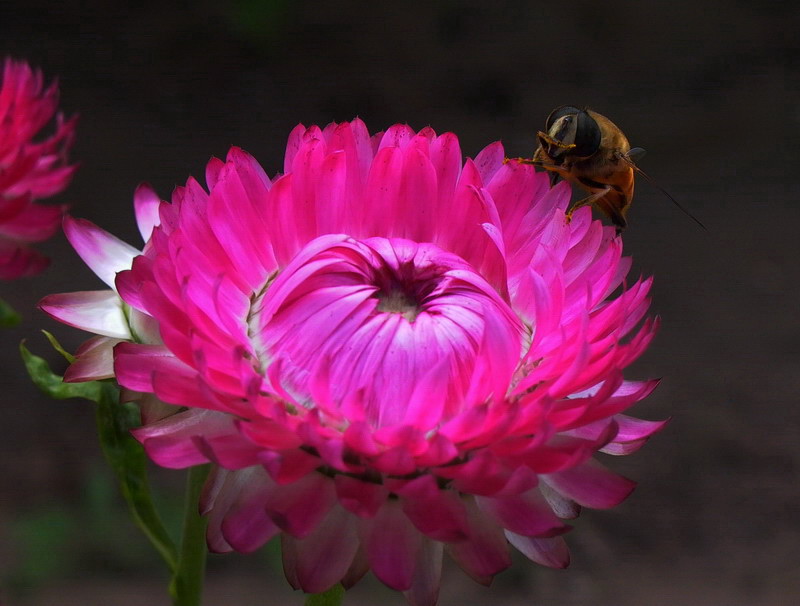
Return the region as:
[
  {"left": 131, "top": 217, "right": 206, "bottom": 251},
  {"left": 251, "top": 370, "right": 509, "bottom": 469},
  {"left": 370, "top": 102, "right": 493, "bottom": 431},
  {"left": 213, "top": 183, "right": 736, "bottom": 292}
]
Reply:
[{"left": 566, "top": 187, "right": 611, "bottom": 220}]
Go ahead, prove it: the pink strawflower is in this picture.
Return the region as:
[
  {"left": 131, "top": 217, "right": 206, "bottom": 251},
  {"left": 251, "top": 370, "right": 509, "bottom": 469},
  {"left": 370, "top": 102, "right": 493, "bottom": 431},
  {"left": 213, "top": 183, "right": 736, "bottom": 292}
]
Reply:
[
  {"left": 42, "top": 120, "right": 665, "bottom": 605},
  {"left": 1, "top": 57, "right": 76, "bottom": 279}
]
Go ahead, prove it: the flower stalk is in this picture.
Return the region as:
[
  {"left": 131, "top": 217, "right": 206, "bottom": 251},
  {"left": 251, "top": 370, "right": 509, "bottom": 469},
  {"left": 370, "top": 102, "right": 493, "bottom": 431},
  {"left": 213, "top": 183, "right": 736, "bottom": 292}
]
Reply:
[{"left": 169, "top": 464, "right": 211, "bottom": 606}]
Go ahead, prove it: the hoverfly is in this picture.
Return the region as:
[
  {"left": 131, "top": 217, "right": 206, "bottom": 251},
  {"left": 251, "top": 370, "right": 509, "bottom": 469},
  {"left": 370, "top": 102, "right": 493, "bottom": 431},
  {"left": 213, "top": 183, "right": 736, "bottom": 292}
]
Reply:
[{"left": 514, "top": 105, "right": 704, "bottom": 232}]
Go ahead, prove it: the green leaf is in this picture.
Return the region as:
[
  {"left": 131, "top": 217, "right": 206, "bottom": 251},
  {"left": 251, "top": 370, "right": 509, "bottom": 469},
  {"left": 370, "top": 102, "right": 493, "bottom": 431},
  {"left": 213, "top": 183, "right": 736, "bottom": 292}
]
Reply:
[
  {"left": 0, "top": 297, "right": 21, "bottom": 327},
  {"left": 305, "top": 584, "right": 346, "bottom": 606},
  {"left": 20, "top": 341, "right": 178, "bottom": 573},
  {"left": 21, "top": 340, "right": 102, "bottom": 401}
]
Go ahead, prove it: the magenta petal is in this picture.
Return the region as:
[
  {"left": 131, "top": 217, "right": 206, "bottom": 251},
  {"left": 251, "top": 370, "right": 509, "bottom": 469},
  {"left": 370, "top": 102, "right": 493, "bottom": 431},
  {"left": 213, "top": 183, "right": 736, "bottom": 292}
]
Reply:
[
  {"left": 543, "top": 459, "right": 636, "bottom": 509},
  {"left": 414, "top": 433, "right": 458, "bottom": 467},
  {"left": 114, "top": 343, "right": 239, "bottom": 414},
  {"left": 264, "top": 472, "right": 336, "bottom": 538},
  {"left": 281, "top": 505, "right": 359, "bottom": 593},
  {"left": 476, "top": 488, "right": 569, "bottom": 538},
  {"left": 362, "top": 500, "right": 422, "bottom": 591},
  {"left": 133, "top": 183, "right": 161, "bottom": 243},
  {"left": 114, "top": 255, "right": 150, "bottom": 311},
  {"left": 192, "top": 433, "right": 262, "bottom": 469},
  {"left": 237, "top": 419, "right": 304, "bottom": 451},
  {"left": 397, "top": 476, "right": 469, "bottom": 542},
  {"left": 258, "top": 448, "right": 321, "bottom": 484},
  {"left": 610, "top": 413, "right": 670, "bottom": 443},
  {"left": 202, "top": 466, "right": 278, "bottom": 554},
  {"left": 472, "top": 141, "right": 505, "bottom": 183},
  {"left": 220, "top": 472, "right": 280, "bottom": 553},
  {"left": 200, "top": 467, "right": 236, "bottom": 553},
  {"left": 205, "top": 156, "right": 224, "bottom": 190},
  {"left": 334, "top": 475, "right": 389, "bottom": 518},
  {"left": 132, "top": 408, "right": 238, "bottom": 468},
  {"left": 448, "top": 497, "right": 511, "bottom": 584}
]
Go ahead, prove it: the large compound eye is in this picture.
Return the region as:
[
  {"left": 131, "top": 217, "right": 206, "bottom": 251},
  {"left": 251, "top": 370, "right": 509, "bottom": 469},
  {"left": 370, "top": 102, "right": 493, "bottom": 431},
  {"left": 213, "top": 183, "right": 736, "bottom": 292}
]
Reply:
[
  {"left": 544, "top": 106, "right": 602, "bottom": 158},
  {"left": 545, "top": 105, "right": 581, "bottom": 130},
  {"left": 571, "top": 110, "right": 601, "bottom": 157}
]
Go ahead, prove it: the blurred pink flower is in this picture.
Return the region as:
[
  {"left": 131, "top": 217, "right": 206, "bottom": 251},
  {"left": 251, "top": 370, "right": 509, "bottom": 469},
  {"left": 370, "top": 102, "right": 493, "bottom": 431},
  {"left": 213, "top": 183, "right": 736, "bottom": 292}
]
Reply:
[
  {"left": 1, "top": 57, "right": 76, "bottom": 279},
  {"left": 42, "top": 120, "right": 665, "bottom": 605}
]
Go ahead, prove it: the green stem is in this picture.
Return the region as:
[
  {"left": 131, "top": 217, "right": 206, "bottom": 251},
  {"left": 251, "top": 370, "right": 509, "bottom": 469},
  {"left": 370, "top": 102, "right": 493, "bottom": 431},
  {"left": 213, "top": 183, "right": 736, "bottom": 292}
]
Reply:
[
  {"left": 169, "top": 464, "right": 211, "bottom": 606},
  {"left": 304, "top": 584, "right": 345, "bottom": 606}
]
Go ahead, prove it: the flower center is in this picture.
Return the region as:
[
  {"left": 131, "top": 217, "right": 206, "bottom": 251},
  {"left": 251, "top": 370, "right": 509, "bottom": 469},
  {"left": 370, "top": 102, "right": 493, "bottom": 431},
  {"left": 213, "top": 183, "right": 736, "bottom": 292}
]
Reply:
[
  {"left": 375, "top": 287, "right": 420, "bottom": 322},
  {"left": 372, "top": 259, "right": 442, "bottom": 323}
]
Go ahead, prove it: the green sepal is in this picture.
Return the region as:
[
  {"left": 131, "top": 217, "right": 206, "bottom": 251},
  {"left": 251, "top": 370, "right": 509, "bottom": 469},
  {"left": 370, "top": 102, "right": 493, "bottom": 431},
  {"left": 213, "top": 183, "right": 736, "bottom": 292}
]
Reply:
[
  {"left": 305, "top": 584, "right": 346, "bottom": 606},
  {"left": 42, "top": 330, "right": 76, "bottom": 363}
]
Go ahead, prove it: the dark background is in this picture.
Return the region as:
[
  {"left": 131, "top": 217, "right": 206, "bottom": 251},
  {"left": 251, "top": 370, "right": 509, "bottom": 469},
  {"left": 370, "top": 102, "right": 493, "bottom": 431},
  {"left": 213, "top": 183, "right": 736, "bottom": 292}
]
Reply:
[{"left": 1, "top": 1, "right": 799, "bottom": 604}]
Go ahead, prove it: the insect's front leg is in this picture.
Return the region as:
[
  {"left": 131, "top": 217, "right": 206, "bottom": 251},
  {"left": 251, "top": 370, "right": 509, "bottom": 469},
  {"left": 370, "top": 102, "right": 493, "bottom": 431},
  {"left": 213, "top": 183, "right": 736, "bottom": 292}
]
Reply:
[
  {"left": 566, "top": 187, "right": 611, "bottom": 220},
  {"left": 504, "top": 156, "right": 539, "bottom": 165}
]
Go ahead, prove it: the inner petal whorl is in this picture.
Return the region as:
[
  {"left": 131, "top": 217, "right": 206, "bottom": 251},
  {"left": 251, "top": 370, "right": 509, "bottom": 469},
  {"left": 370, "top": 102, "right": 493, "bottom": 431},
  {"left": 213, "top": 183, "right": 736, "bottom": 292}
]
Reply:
[{"left": 252, "top": 235, "right": 522, "bottom": 429}]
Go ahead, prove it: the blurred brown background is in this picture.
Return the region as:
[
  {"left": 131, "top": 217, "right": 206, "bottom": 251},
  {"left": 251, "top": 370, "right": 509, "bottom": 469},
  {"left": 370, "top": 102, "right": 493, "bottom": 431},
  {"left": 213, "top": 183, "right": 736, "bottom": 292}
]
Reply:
[{"left": 1, "top": 1, "right": 798, "bottom": 604}]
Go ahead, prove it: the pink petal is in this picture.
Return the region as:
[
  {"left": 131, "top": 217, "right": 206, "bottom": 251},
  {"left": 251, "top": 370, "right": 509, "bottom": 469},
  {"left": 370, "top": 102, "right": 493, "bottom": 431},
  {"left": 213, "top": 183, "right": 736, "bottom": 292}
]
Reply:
[
  {"left": 505, "top": 532, "right": 570, "bottom": 568},
  {"left": 219, "top": 472, "right": 280, "bottom": 553},
  {"left": 63, "top": 216, "right": 141, "bottom": 289},
  {"left": 334, "top": 475, "right": 389, "bottom": 518},
  {"left": 600, "top": 414, "right": 670, "bottom": 455},
  {"left": 402, "top": 538, "right": 443, "bottom": 606},
  {"left": 281, "top": 505, "right": 359, "bottom": 593},
  {"left": 472, "top": 141, "right": 505, "bottom": 183},
  {"left": 39, "top": 290, "right": 131, "bottom": 338},
  {"left": 132, "top": 408, "right": 238, "bottom": 468},
  {"left": 447, "top": 497, "right": 512, "bottom": 584},
  {"left": 202, "top": 466, "right": 278, "bottom": 554},
  {"left": 192, "top": 433, "right": 262, "bottom": 469},
  {"left": 64, "top": 336, "right": 121, "bottom": 382},
  {"left": 543, "top": 459, "right": 636, "bottom": 509},
  {"left": 396, "top": 476, "right": 469, "bottom": 542},
  {"left": 133, "top": 183, "right": 161, "bottom": 243},
  {"left": 476, "top": 488, "right": 569, "bottom": 538},
  {"left": 264, "top": 472, "right": 336, "bottom": 538},
  {"left": 258, "top": 448, "right": 321, "bottom": 485},
  {"left": 361, "top": 500, "right": 422, "bottom": 591}
]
